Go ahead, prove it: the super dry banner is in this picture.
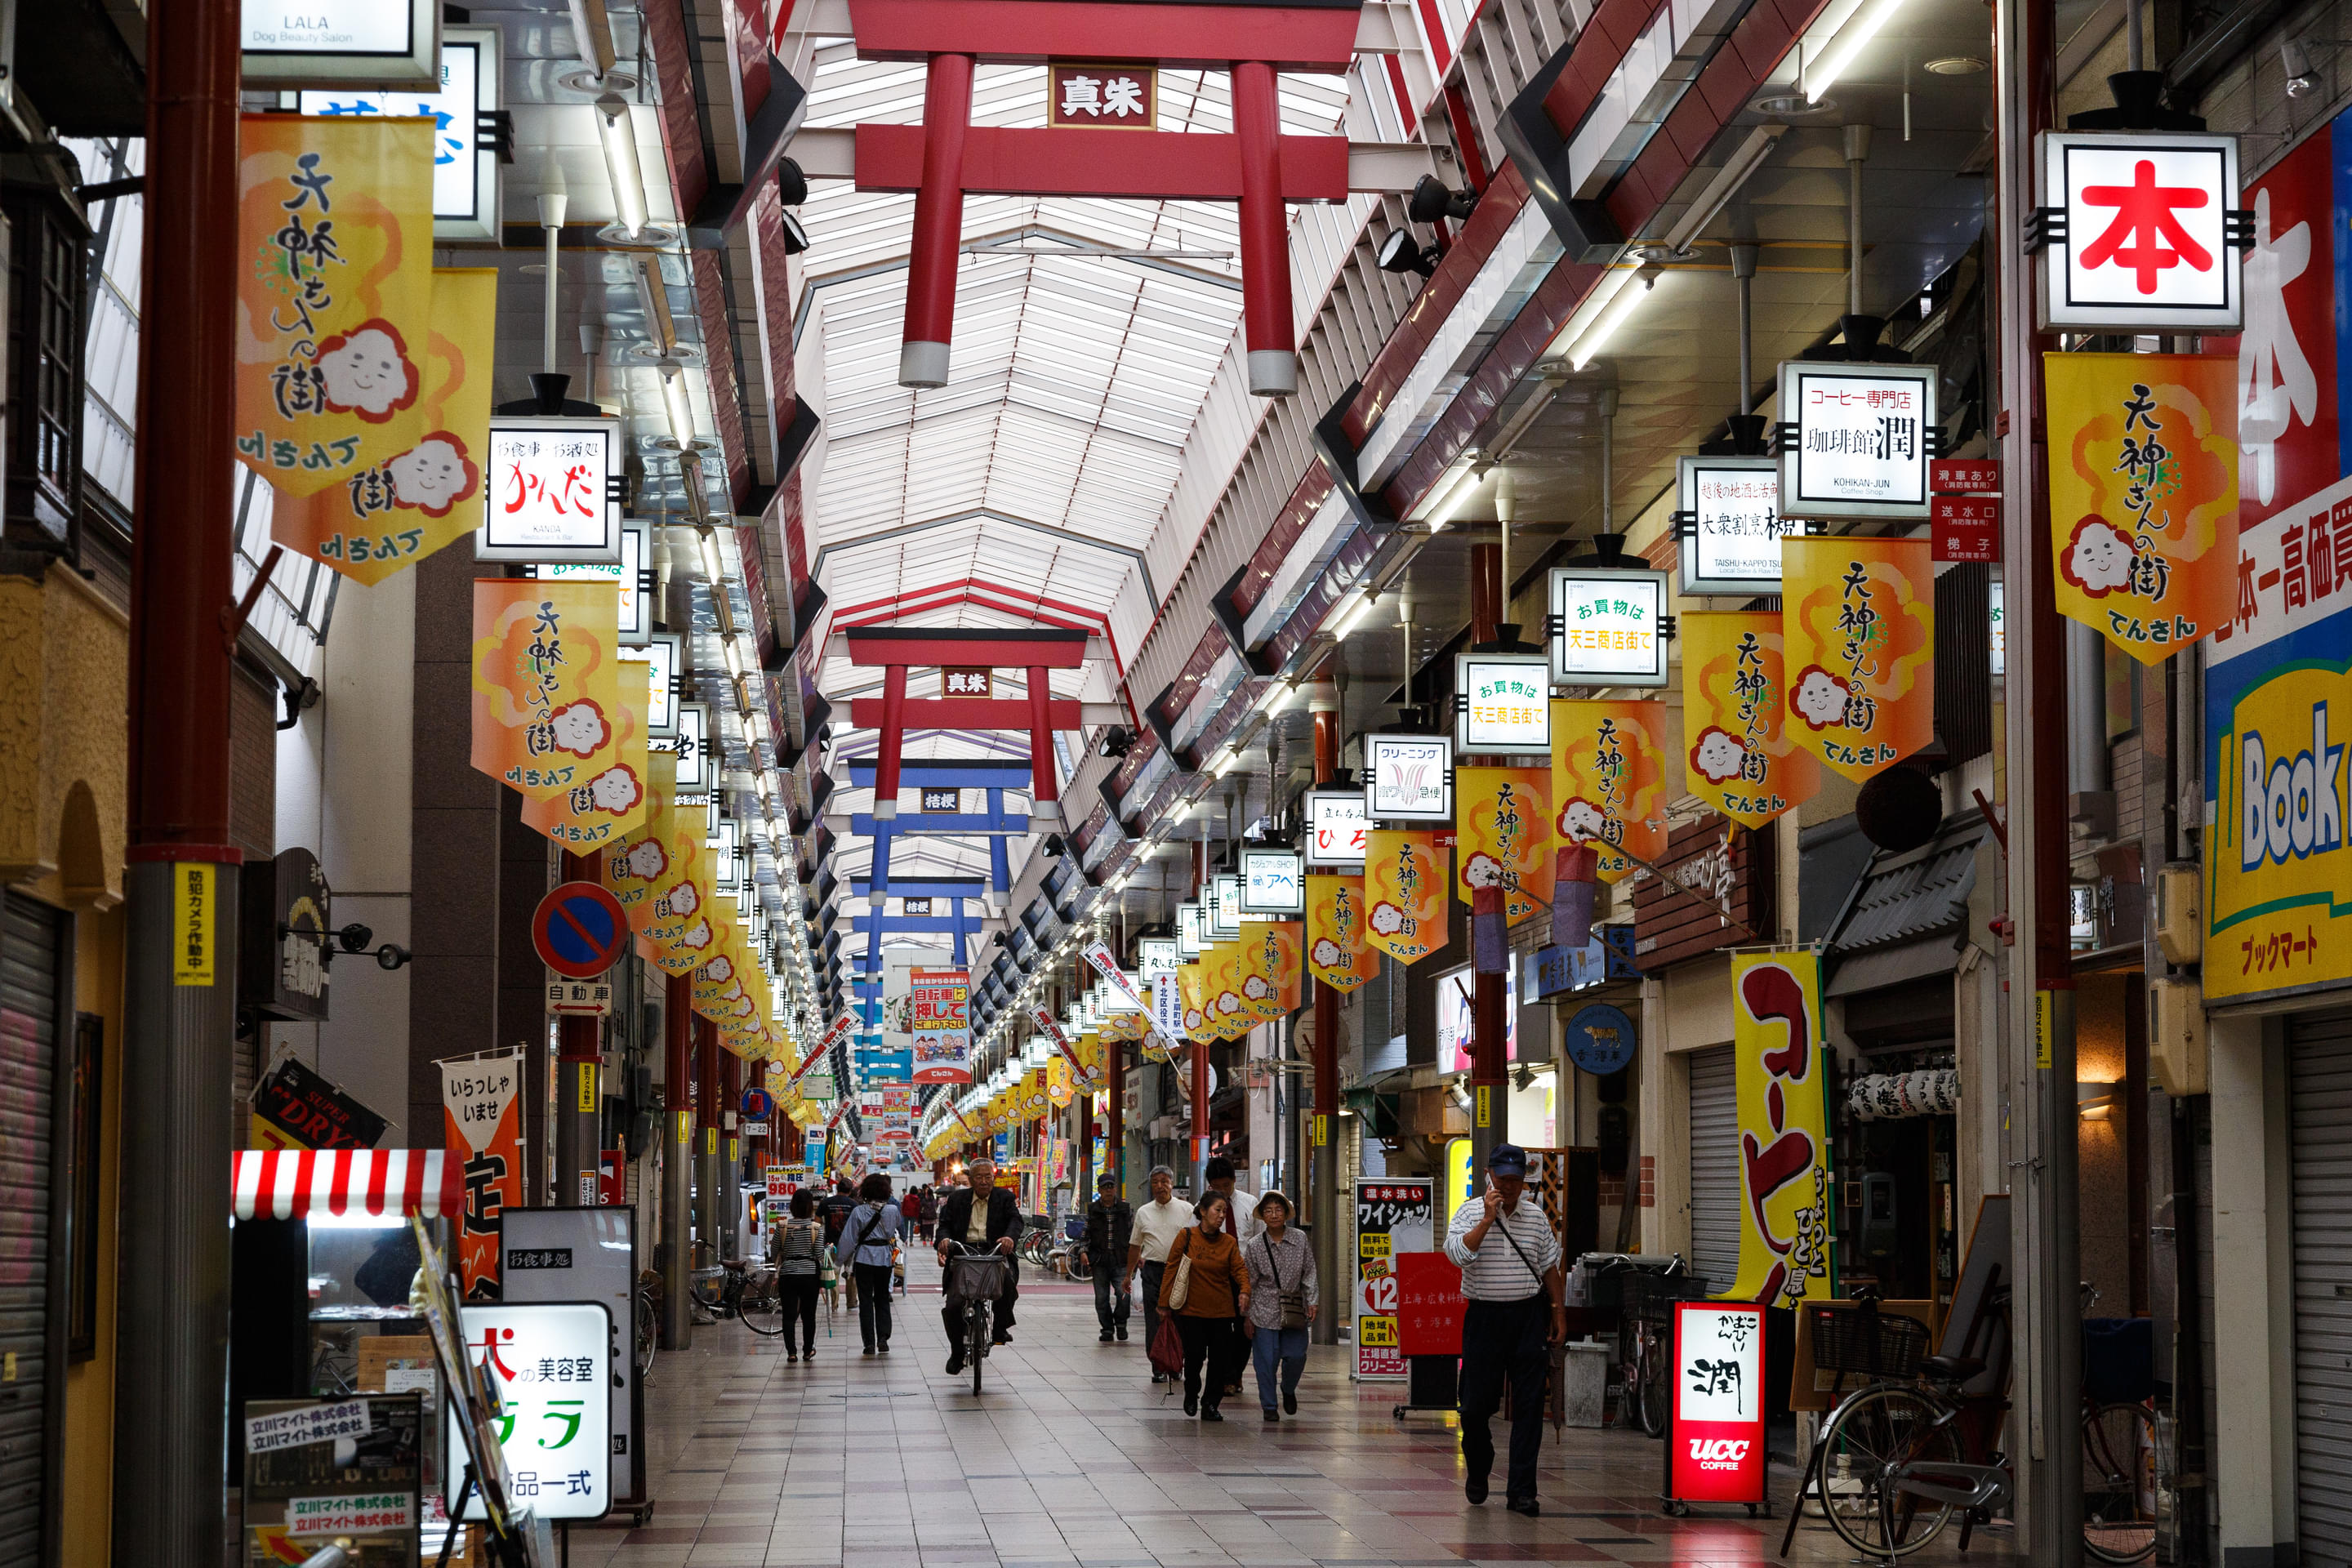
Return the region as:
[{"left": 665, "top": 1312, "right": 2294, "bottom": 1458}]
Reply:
[
  {"left": 271, "top": 267, "right": 496, "bottom": 580},
  {"left": 522, "top": 657, "right": 649, "bottom": 849},
  {"left": 2046, "top": 352, "right": 2239, "bottom": 663},
  {"left": 1456, "top": 767, "right": 1552, "bottom": 924},
  {"left": 441, "top": 1051, "right": 523, "bottom": 1300},
  {"left": 470, "top": 580, "right": 623, "bottom": 806},
  {"left": 1306, "top": 875, "right": 1374, "bottom": 991},
  {"left": 1728, "top": 951, "right": 1835, "bottom": 1308},
  {"left": 1781, "top": 538, "right": 1934, "bottom": 782},
  {"left": 1364, "top": 831, "right": 1447, "bottom": 964},
  {"left": 237, "top": 116, "right": 436, "bottom": 497},
  {"left": 1681, "top": 612, "right": 1820, "bottom": 828},
  {"left": 1550, "top": 701, "right": 1668, "bottom": 882}
]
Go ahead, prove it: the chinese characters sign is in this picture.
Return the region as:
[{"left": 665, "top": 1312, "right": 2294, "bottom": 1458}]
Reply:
[
  {"left": 1548, "top": 567, "right": 1668, "bottom": 686},
  {"left": 2047, "top": 353, "right": 2239, "bottom": 664},
  {"left": 910, "top": 967, "right": 972, "bottom": 1085},
  {"left": 1456, "top": 766, "right": 1552, "bottom": 925},
  {"left": 1241, "top": 848, "right": 1306, "bottom": 914},
  {"left": 1352, "top": 1178, "right": 1432, "bottom": 1379},
  {"left": 1670, "top": 1301, "right": 1766, "bottom": 1503},
  {"left": 1305, "top": 875, "right": 1374, "bottom": 992},
  {"left": 441, "top": 1053, "right": 523, "bottom": 1299},
  {"left": 1680, "top": 612, "right": 1818, "bottom": 829},
  {"left": 450, "top": 1302, "right": 612, "bottom": 1521},
  {"left": 1047, "top": 62, "right": 1156, "bottom": 128},
  {"left": 235, "top": 115, "right": 436, "bottom": 497},
  {"left": 1306, "top": 788, "right": 1369, "bottom": 866},
  {"left": 1778, "top": 363, "right": 1937, "bottom": 520},
  {"left": 1726, "top": 951, "right": 1833, "bottom": 1309},
  {"left": 1454, "top": 652, "right": 1552, "bottom": 750},
  {"left": 940, "top": 667, "right": 991, "bottom": 697},
  {"left": 520, "top": 657, "right": 650, "bottom": 849},
  {"left": 1365, "top": 733, "right": 1453, "bottom": 821},
  {"left": 476, "top": 418, "right": 622, "bottom": 563},
  {"left": 1678, "top": 457, "right": 1797, "bottom": 596},
  {"left": 1364, "top": 831, "right": 1447, "bottom": 966},
  {"left": 1781, "top": 537, "right": 1935, "bottom": 782},
  {"left": 1550, "top": 698, "right": 1668, "bottom": 883},
  {"left": 2038, "top": 130, "right": 2243, "bottom": 332}
]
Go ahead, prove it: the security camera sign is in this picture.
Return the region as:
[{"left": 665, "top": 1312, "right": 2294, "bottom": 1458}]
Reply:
[{"left": 1669, "top": 1300, "right": 1766, "bottom": 1503}]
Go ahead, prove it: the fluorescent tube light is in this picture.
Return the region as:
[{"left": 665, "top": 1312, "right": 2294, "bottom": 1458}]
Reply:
[
  {"left": 595, "top": 94, "right": 649, "bottom": 238},
  {"left": 1806, "top": 0, "right": 1908, "bottom": 101},
  {"left": 1660, "top": 125, "right": 1787, "bottom": 253},
  {"left": 1567, "top": 270, "right": 1658, "bottom": 371}
]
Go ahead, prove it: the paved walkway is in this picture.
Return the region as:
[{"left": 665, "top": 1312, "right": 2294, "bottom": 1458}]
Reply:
[{"left": 568, "top": 1257, "right": 2017, "bottom": 1567}]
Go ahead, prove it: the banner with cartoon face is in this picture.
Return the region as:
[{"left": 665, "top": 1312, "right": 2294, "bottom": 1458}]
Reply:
[
  {"left": 1364, "top": 831, "right": 1448, "bottom": 965},
  {"left": 1780, "top": 539, "right": 1935, "bottom": 782},
  {"left": 1305, "top": 875, "right": 1375, "bottom": 992},
  {"left": 470, "top": 580, "right": 622, "bottom": 808},
  {"left": 1549, "top": 700, "right": 1668, "bottom": 882},
  {"left": 520, "top": 657, "right": 649, "bottom": 849},
  {"left": 1680, "top": 612, "right": 1820, "bottom": 829},
  {"left": 1239, "top": 920, "right": 1302, "bottom": 1020},
  {"left": 1455, "top": 767, "right": 1552, "bottom": 924}
]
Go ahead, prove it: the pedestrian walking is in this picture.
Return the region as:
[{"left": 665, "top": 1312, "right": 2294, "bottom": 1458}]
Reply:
[
  {"left": 917, "top": 1185, "right": 938, "bottom": 1243},
  {"left": 1085, "top": 1172, "right": 1133, "bottom": 1341},
  {"left": 1241, "top": 1192, "right": 1316, "bottom": 1421},
  {"left": 1159, "top": 1192, "right": 1250, "bottom": 1421},
  {"left": 1125, "top": 1165, "right": 1194, "bottom": 1384},
  {"left": 1441, "top": 1143, "right": 1566, "bottom": 1517},
  {"left": 1201, "top": 1157, "right": 1260, "bottom": 1397},
  {"left": 771, "top": 1187, "right": 826, "bottom": 1362},
  {"left": 843, "top": 1174, "right": 902, "bottom": 1356},
  {"left": 822, "top": 1178, "right": 859, "bottom": 1310}
]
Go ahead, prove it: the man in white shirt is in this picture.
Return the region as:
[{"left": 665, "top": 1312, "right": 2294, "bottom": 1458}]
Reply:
[
  {"left": 1125, "top": 1165, "right": 1195, "bottom": 1383},
  {"left": 1442, "top": 1143, "right": 1566, "bottom": 1517}
]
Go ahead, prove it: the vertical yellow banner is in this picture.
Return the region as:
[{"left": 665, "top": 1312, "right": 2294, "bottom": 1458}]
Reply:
[
  {"left": 1456, "top": 766, "right": 1553, "bottom": 924},
  {"left": 470, "top": 580, "right": 623, "bottom": 804},
  {"left": 2046, "top": 352, "right": 2238, "bottom": 663},
  {"left": 1729, "top": 950, "right": 1835, "bottom": 1307},
  {"left": 1178, "top": 960, "right": 1209, "bottom": 1038},
  {"left": 603, "top": 750, "right": 678, "bottom": 934},
  {"left": 1239, "top": 921, "right": 1302, "bottom": 1018},
  {"left": 236, "top": 116, "right": 436, "bottom": 496},
  {"left": 1782, "top": 537, "right": 1936, "bottom": 782},
  {"left": 521, "top": 657, "right": 651, "bottom": 849},
  {"left": 1364, "top": 831, "right": 1448, "bottom": 964},
  {"left": 1681, "top": 612, "right": 1820, "bottom": 829},
  {"left": 1305, "top": 875, "right": 1375, "bottom": 992},
  {"left": 1550, "top": 700, "right": 1668, "bottom": 882}
]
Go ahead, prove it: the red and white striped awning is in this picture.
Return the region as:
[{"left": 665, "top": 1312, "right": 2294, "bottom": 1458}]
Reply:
[{"left": 231, "top": 1149, "right": 464, "bottom": 1221}]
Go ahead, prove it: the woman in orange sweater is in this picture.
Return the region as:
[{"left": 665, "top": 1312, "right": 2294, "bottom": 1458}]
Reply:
[{"left": 1160, "top": 1192, "right": 1250, "bottom": 1420}]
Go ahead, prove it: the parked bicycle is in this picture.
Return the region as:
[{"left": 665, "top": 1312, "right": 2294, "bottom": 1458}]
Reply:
[
  {"left": 635, "top": 1267, "right": 662, "bottom": 1381},
  {"left": 1610, "top": 1254, "right": 1699, "bottom": 1437},
  {"left": 941, "top": 1238, "right": 1009, "bottom": 1395},
  {"left": 689, "top": 1257, "right": 788, "bottom": 1337}
]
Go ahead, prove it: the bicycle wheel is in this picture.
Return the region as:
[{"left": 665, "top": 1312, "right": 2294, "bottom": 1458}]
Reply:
[
  {"left": 635, "top": 1284, "right": 659, "bottom": 1376},
  {"left": 1615, "top": 1321, "right": 1644, "bottom": 1432},
  {"left": 2081, "top": 1402, "right": 2158, "bottom": 1563},
  {"left": 1637, "top": 1337, "right": 1670, "bottom": 1438},
  {"left": 738, "top": 1272, "right": 786, "bottom": 1336},
  {"left": 969, "top": 1303, "right": 990, "bottom": 1396},
  {"left": 1067, "top": 1248, "right": 1093, "bottom": 1282},
  {"left": 1816, "top": 1384, "right": 1964, "bottom": 1558}
]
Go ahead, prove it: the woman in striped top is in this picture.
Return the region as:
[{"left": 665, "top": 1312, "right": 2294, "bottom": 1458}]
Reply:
[{"left": 772, "top": 1187, "right": 826, "bottom": 1362}]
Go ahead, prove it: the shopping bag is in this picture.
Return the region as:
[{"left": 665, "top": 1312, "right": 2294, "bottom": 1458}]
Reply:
[{"left": 1148, "top": 1310, "right": 1187, "bottom": 1379}]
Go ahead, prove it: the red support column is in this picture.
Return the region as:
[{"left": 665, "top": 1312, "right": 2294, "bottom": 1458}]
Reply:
[
  {"left": 875, "top": 662, "right": 909, "bottom": 822},
  {"left": 557, "top": 850, "right": 604, "bottom": 1206},
  {"left": 901, "top": 51, "right": 975, "bottom": 388},
  {"left": 1027, "top": 665, "right": 1060, "bottom": 826},
  {"left": 1468, "top": 544, "right": 1508, "bottom": 1171},
  {"left": 1232, "top": 59, "right": 1296, "bottom": 399},
  {"left": 1308, "top": 686, "right": 1341, "bottom": 1342}
]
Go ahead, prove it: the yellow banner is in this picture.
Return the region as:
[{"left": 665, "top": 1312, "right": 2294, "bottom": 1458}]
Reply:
[
  {"left": 1178, "top": 960, "right": 1209, "bottom": 1037},
  {"left": 603, "top": 750, "right": 678, "bottom": 934},
  {"left": 1365, "top": 831, "right": 1447, "bottom": 964},
  {"left": 648, "top": 819, "right": 719, "bottom": 975},
  {"left": 236, "top": 116, "right": 436, "bottom": 497},
  {"left": 1782, "top": 537, "right": 1935, "bottom": 782},
  {"left": 1048, "top": 1054, "right": 1075, "bottom": 1107},
  {"left": 521, "top": 657, "right": 651, "bottom": 849},
  {"left": 1457, "top": 766, "right": 1552, "bottom": 924},
  {"left": 1550, "top": 700, "right": 1668, "bottom": 882},
  {"left": 1199, "top": 941, "right": 1243, "bottom": 1038},
  {"left": 1729, "top": 950, "right": 1835, "bottom": 1308},
  {"left": 1239, "top": 921, "right": 1302, "bottom": 1018},
  {"left": 1681, "top": 611, "right": 1821, "bottom": 829},
  {"left": 470, "top": 580, "right": 623, "bottom": 804},
  {"left": 1305, "top": 875, "right": 1374, "bottom": 992},
  {"left": 270, "top": 268, "right": 496, "bottom": 580},
  {"left": 2047, "top": 353, "right": 2238, "bottom": 664}
]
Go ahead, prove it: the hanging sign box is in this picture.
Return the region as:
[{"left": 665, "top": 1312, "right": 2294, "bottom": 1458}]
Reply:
[
  {"left": 242, "top": 0, "right": 443, "bottom": 87},
  {"left": 2035, "top": 130, "right": 2245, "bottom": 332},
  {"left": 1454, "top": 652, "right": 1552, "bottom": 751},
  {"left": 1676, "top": 456, "right": 1799, "bottom": 598},
  {"left": 1548, "top": 567, "right": 1669, "bottom": 687},
  {"left": 474, "top": 416, "right": 626, "bottom": 565},
  {"left": 1306, "top": 788, "right": 1369, "bottom": 867},
  {"left": 296, "top": 26, "right": 504, "bottom": 241},
  {"left": 1364, "top": 733, "right": 1454, "bottom": 822},
  {"left": 1933, "top": 496, "right": 2002, "bottom": 562},
  {"left": 1776, "top": 362, "right": 1938, "bottom": 522}
]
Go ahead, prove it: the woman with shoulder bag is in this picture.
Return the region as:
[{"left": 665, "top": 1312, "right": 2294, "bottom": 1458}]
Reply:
[
  {"left": 1158, "top": 1192, "right": 1250, "bottom": 1420},
  {"left": 771, "top": 1188, "right": 827, "bottom": 1362},
  {"left": 844, "top": 1174, "right": 902, "bottom": 1355},
  {"left": 1241, "top": 1192, "right": 1317, "bottom": 1421}
]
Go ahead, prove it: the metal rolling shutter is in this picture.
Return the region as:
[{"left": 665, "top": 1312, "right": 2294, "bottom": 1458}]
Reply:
[
  {"left": 1688, "top": 1045, "right": 1739, "bottom": 1291},
  {"left": 2292, "top": 1007, "right": 2352, "bottom": 1565},
  {"left": 0, "top": 894, "right": 60, "bottom": 1565}
]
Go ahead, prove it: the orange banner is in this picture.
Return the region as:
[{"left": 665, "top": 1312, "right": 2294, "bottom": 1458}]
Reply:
[
  {"left": 1365, "top": 831, "right": 1448, "bottom": 964},
  {"left": 1680, "top": 612, "right": 1821, "bottom": 828},
  {"left": 440, "top": 1053, "right": 523, "bottom": 1300},
  {"left": 1240, "top": 921, "right": 1303, "bottom": 1018},
  {"left": 603, "top": 751, "right": 677, "bottom": 933},
  {"left": 1305, "top": 875, "right": 1374, "bottom": 992},
  {"left": 1550, "top": 700, "right": 1668, "bottom": 883},
  {"left": 2047, "top": 352, "right": 2238, "bottom": 663},
  {"left": 519, "top": 656, "right": 650, "bottom": 850},
  {"left": 1782, "top": 537, "right": 1935, "bottom": 782},
  {"left": 270, "top": 268, "right": 496, "bottom": 581},
  {"left": 1178, "top": 960, "right": 1209, "bottom": 1038},
  {"left": 236, "top": 116, "right": 436, "bottom": 497},
  {"left": 1457, "top": 766, "right": 1552, "bottom": 924},
  {"left": 647, "top": 817, "right": 716, "bottom": 975},
  {"left": 471, "top": 580, "right": 622, "bottom": 806},
  {"left": 1204, "top": 941, "right": 1249, "bottom": 1039}
]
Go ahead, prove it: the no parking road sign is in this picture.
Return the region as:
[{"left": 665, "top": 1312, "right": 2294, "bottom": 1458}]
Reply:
[{"left": 533, "top": 881, "right": 630, "bottom": 979}]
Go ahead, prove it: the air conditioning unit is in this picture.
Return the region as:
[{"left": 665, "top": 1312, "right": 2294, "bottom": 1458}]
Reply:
[
  {"left": 2149, "top": 975, "right": 2207, "bottom": 1097},
  {"left": 2153, "top": 864, "right": 2202, "bottom": 966}
]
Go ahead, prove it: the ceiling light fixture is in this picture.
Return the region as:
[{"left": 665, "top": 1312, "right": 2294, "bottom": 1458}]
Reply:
[
  {"left": 595, "top": 94, "right": 650, "bottom": 239},
  {"left": 1566, "top": 269, "right": 1658, "bottom": 371},
  {"left": 1805, "top": 0, "right": 1909, "bottom": 102},
  {"left": 1332, "top": 590, "right": 1381, "bottom": 640}
]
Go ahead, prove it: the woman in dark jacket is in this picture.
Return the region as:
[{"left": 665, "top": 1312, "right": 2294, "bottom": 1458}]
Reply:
[{"left": 1158, "top": 1193, "right": 1250, "bottom": 1420}]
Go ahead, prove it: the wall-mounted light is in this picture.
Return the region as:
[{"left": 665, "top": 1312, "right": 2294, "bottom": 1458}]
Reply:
[{"left": 2076, "top": 1080, "right": 2116, "bottom": 1121}]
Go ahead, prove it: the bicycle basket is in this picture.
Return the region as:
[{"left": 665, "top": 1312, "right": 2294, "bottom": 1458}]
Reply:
[
  {"left": 947, "top": 1253, "right": 1010, "bottom": 1298},
  {"left": 1808, "top": 1303, "right": 1929, "bottom": 1378},
  {"left": 1621, "top": 1270, "right": 1710, "bottom": 1325}
]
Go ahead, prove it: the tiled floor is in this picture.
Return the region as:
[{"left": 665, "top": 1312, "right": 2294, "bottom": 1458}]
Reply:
[{"left": 568, "top": 1257, "right": 2019, "bottom": 1567}]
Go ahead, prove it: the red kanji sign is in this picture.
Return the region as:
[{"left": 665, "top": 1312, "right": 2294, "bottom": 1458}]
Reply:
[
  {"left": 1930, "top": 459, "right": 2000, "bottom": 494},
  {"left": 1393, "top": 1250, "right": 1463, "bottom": 1356},
  {"left": 2040, "top": 131, "right": 2242, "bottom": 332},
  {"left": 1933, "top": 496, "right": 2001, "bottom": 562}
]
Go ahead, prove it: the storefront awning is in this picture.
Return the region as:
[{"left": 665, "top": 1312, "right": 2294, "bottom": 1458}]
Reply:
[
  {"left": 1823, "top": 815, "right": 1990, "bottom": 1001},
  {"left": 231, "top": 1149, "right": 463, "bottom": 1222}
]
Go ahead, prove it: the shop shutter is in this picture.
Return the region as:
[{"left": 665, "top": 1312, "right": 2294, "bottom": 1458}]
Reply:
[
  {"left": 1688, "top": 1045, "right": 1740, "bottom": 1292},
  {"left": 0, "top": 893, "right": 60, "bottom": 1565},
  {"left": 2291, "top": 1007, "right": 2352, "bottom": 1564}
]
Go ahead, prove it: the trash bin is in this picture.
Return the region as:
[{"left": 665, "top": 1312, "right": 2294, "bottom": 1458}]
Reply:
[{"left": 1561, "top": 1339, "right": 1613, "bottom": 1427}]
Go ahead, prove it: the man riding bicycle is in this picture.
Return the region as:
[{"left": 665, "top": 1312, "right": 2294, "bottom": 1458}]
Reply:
[{"left": 934, "top": 1159, "right": 1022, "bottom": 1375}]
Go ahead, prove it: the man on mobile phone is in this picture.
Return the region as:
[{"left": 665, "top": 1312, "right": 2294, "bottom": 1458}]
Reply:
[{"left": 1442, "top": 1143, "right": 1566, "bottom": 1517}]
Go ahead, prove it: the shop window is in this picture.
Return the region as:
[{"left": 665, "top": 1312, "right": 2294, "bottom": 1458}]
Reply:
[{"left": 2, "top": 180, "right": 88, "bottom": 546}]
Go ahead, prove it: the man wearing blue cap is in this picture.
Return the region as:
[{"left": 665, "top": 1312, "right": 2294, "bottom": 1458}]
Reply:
[{"left": 1442, "top": 1142, "right": 1566, "bottom": 1517}]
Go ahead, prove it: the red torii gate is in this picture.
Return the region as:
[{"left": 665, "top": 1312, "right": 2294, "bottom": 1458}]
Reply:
[{"left": 837, "top": 0, "right": 1366, "bottom": 397}]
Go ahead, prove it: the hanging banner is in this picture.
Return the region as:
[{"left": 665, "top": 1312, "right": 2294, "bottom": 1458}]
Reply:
[
  {"left": 236, "top": 115, "right": 437, "bottom": 497},
  {"left": 1781, "top": 537, "right": 1936, "bottom": 782},
  {"left": 1550, "top": 700, "right": 1668, "bottom": 883},
  {"left": 1364, "top": 831, "right": 1448, "bottom": 965},
  {"left": 1178, "top": 960, "right": 1209, "bottom": 1039},
  {"left": 1680, "top": 612, "right": 1821, "bottom": 828},
  {"left": 644, "top": 814, "right": 714, "bottom": 975},
  {"left": 1305, "top": 875, "right": 1375, "bottom": 992},
  {"left": 1197, "top": 942, "right": 1242, "bottom": 1039},
  {"left": 1029, "top": 1004, "right": 1086, "bottom": 1073},
  {"left": 519, "top": 656, "right": 649, "bottom": 849},
  {"left": 1455, "top": 766, "right": 1553, "bottom": 925},
  {"left": 1727, "top": 951, "right": 1836, "bottom": 1309},
  {"left": 1240, "top": 920, "right": 1303, "bottom": 1019},
  {"left": 601, "top": 751, "right": 677, "bottom": 934},
  {"left": 441, "top": 1052, "right": 523, "bottom": 1301},
  {"left": 271, "top": 267, "right": 496, "bottom": 581},
  {"left": 470, "top": 580, "right": 623, "bottom": 804},
  {"left": 911, "top": 968, "right": 972, "bottom": 1084},
  {"left": 2047, "top": 352, "right": 2240, "bottom": 663}
]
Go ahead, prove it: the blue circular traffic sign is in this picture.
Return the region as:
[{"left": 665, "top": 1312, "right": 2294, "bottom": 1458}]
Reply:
[
  {"left": 532, "top": 880, "right": 630, "bottom": 979},
  {"left": 1565, "top": 1002, "right": 1637, "bottom": 1076},
  {"left": 742, "top": 1087, "right": 775, "bottom": 1122}
]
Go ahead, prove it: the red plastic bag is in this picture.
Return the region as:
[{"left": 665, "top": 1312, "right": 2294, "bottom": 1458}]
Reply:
[{"left": 1148, "top": 1311, "right": 1187, "bottom": 1378}]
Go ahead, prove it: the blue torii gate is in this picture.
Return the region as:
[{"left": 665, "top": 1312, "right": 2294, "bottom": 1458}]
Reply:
[{"left": 844, "top": 758, "right": 1032, "bottom": 970}]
